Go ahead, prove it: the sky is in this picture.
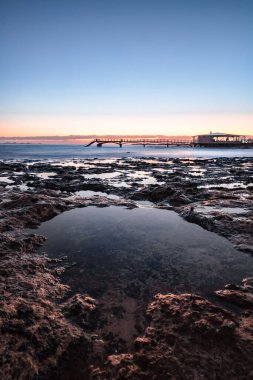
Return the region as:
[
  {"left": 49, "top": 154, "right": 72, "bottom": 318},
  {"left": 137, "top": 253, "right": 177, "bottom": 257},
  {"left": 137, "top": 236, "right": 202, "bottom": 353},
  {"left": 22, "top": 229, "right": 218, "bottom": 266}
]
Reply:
[{"left": 0, "top": 0, "right": 253, "bottom": 137}]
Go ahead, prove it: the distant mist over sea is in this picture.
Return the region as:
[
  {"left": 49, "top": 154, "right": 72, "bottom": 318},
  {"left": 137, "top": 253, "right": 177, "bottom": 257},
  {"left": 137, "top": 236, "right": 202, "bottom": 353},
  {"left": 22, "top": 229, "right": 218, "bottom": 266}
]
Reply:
[
  {"left": 1, "top": 134, "right": 253, "bottom": 145},
  {"left": 0, "top": 135, "right": 194, "bottom": 144}
]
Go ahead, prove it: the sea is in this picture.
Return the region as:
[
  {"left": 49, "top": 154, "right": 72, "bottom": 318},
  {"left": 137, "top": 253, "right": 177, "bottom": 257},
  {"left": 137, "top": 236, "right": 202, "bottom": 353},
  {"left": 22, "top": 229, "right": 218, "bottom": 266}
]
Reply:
[{"left": 1, "top": 143, "right": 253, "bottom": 160}]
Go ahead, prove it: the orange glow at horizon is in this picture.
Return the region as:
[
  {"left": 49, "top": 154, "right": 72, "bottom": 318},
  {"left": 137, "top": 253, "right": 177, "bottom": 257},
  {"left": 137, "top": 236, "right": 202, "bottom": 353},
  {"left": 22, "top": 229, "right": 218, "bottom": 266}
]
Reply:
[{"left": 0, "top": 113, "right": 253, "bottom": 137}]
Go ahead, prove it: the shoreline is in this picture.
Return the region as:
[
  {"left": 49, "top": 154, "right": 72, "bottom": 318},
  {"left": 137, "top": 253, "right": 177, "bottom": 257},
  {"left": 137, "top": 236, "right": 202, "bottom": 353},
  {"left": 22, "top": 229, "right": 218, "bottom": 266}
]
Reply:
[{"left": 0, "top": 157, "right": 253, "bottom": 379}]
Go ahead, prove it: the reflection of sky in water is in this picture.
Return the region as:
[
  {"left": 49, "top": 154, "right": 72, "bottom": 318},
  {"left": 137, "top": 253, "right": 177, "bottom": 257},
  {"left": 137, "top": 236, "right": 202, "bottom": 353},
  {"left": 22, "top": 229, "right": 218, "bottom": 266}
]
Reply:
[
  {"left": 74, "top": 190, "right": 120, "bottom": 200},
  {"left": 198, "top": 183, "right": 247, "bottom": 189},
  {"left": 126, "top": 171, "right": 159, "bottom": 185},
  {"left": 34, "top": 206, "right": 253, "bottom": 300},
  {"left": 34, "top": 172, "right": 56, "bottom": 179},
  {"left": 6, "top": 183, "right": 30, "bottom": 191},
  {"left": 0, "top": 176, "right": 14, "bottom": 183},
  {"left": 195, "top": 206, "right": 249, "bottom": 215},
  {"left": 82, "top": 172, "right": 121, "bottom": 179}
]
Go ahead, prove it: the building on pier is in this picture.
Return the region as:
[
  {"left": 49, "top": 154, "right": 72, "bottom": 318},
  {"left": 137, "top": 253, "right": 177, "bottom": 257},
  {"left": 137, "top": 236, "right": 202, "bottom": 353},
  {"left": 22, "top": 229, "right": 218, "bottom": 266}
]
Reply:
[{"left": 192, "top": 132, "right": 250, "bottom": 147}]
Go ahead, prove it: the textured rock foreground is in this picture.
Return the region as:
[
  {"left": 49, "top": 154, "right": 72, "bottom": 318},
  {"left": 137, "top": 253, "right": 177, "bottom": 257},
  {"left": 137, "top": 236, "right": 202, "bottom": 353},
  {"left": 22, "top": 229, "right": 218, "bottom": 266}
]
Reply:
[
  {"left": 0, "top": 190, "right": 135, "bottom": 379},
  {"left": 92, "top": 288, "right": 253, "bottom": 379},
  {"left": 0, "top": 252, "right": 96, "bottom": 380},
  {"left": 0, "top": 157, "right": 253, "bottom": 379}
]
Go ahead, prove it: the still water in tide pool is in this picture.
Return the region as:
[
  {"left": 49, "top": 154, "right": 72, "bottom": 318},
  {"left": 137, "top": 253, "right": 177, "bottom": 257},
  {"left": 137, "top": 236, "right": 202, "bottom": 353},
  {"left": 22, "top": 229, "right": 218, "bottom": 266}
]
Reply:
[{"left": 34, "top": 206, "right": 253, "bottom": 301}]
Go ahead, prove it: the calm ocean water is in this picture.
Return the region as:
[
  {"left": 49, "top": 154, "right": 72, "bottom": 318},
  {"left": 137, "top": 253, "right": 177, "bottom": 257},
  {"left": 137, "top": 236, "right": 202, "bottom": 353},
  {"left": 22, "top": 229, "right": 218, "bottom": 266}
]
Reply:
[{"left": 1, "top": 143, "right": 253, "bottom": 160}]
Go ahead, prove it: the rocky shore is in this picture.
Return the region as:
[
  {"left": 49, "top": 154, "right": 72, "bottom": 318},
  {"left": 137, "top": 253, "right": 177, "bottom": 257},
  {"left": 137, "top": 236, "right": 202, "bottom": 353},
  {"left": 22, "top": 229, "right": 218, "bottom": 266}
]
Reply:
[
  {"left": 0, "top": 157, "right": 252, "bottom": 379},
  {"left": 92, "top": 283, "right": 253, "bottom": 380}
]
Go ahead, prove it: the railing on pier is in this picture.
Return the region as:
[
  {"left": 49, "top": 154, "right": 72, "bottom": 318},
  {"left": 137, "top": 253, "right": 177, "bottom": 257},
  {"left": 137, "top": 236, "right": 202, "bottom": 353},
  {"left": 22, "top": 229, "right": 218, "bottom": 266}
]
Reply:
[{"left": 86, "top": 138, "right": 193, "bottom": 147}]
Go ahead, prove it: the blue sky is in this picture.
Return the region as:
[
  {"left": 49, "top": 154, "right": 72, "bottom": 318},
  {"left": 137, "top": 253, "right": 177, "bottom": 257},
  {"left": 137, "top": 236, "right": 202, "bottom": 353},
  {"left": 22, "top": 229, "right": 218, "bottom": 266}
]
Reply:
[{"left": 0, "top": 0, "right": 253, "bottom": 135}]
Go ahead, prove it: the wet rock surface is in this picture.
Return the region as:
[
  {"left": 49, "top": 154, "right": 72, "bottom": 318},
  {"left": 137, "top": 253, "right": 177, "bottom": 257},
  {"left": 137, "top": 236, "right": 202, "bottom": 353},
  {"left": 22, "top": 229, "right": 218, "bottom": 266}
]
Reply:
[
  {"left": 0, "top": 157, "right": 253, "bottom": 379},
  {"left": 215, "top": 277, "right": 253, "bottom": 309},
  {"left": 91, "top": 287, "right": 253, "bottom": 379}
]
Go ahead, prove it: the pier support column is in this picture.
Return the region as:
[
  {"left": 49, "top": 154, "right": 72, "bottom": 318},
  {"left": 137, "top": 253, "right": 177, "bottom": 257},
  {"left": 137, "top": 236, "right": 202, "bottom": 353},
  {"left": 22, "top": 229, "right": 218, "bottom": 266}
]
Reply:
[{"left": 97, "top": 143, "right": 102, "bottom": 147}]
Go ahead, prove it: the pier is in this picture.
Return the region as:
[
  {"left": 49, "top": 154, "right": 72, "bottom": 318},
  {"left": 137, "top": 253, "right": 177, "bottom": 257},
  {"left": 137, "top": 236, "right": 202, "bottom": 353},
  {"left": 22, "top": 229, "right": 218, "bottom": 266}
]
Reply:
[
  {"left": 86, "top": 134, "right": 253, "bottom": 148},
  {"left": 86, "top": 138, "right": 192, "bottom": 147}
]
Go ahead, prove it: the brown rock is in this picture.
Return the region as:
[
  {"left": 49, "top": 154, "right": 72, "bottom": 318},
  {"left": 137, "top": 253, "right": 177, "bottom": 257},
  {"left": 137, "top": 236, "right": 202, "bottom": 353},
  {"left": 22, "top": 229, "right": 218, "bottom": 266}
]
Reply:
[
  {"left": 215, "top": 277, "right": 253, "bottom": 309},
  {"left": 92, "top": 293, "right": 253, "bottom": 379}
]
